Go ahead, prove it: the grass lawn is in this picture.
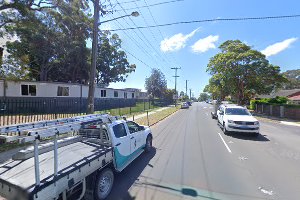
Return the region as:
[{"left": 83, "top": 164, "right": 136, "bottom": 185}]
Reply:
[
  {"left": 98, "top": 101, "right": 161, "bottom": 116},
  {"left": 135, "top": 106, "right": 180, "bottom": 126}
]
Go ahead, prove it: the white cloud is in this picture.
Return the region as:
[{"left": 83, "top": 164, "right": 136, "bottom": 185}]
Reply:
[
  {"left": 160, "top": 28, "right": 200, "bottom": 52},
  {"left": 191, "top": 35, "right": 219, "bottom": 53},
  {"left": 261, "top": 37, "right": 298, "bottom": 57}
]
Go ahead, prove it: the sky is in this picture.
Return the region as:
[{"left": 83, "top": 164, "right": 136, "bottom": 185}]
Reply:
[{"left": 99, "top": 0, "right": 300, "bottom": 97}]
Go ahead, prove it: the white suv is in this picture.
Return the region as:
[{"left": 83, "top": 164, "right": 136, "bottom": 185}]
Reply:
[{"left": 217, "top": 105, "right": 260, "bottom": 136}]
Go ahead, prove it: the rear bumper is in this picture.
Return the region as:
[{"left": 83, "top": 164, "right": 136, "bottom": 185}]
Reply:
[{"left": 227, "top": 124, "right": 259, "bottom": 133}]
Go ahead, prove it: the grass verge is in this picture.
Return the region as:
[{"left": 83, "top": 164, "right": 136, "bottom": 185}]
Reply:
[
  {"left": 134, "top": 106, "right": 180, "bottom": 126},
  {"left": 0, "top": 142, "right": 29, "bottom": 153}
]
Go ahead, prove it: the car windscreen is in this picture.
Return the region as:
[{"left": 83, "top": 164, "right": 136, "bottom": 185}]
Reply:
[{"left": 225, "top": 108, "right": 250, "bottom": 115}]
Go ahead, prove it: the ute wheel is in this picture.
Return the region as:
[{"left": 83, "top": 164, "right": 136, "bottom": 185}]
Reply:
[
  {"left": 223, "top": 122, "right": 229, "bottom": 135},
  {"left": 94, "top": 168, "right": 114, "bottom": 200},
  {"left": 145, "top": 135, "right": 153, "bottom": 152}
]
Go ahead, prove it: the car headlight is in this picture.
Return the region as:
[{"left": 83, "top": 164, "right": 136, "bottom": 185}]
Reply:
[
  {"left": 254, "top": 121, "right": 259, "bottom": 125},
  {"left": 228, "top": 120, "right": 234, "bottom": 124}
]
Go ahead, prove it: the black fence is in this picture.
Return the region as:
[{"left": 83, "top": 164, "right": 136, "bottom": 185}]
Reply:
[{"left": 0, "top": 97, "right": 173, "bottom": 126}]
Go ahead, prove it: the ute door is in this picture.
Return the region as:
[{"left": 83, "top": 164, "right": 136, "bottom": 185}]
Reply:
[
  {"left": 112, "top": 123, "right": 131, "bottom": 171},
  {"left": 126, "top": 121, "right": 144, "bottom": 155}
]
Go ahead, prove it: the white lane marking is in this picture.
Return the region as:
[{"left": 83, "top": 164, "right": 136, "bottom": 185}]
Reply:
[
  {"left": 203, "top": 107, "right": 207, "bottom": 109},
  {"left": 238, "top": 156, "right": 248, "bottom": 161},
  {"left": 258, "top": 187, "right": 274, "bottom": 196},
  {"left": 228, "top": 141, "right": 233, "bottom": 144},
  {"left": 217, "top": 132, "right": 232, "bottom": 153}
]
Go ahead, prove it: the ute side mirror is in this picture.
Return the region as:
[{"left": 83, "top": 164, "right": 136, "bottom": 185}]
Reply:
[
  {"left": 139, "top": 126, "right": 145, "bottom": 131},
  {"left": 219, "top": 111, "right": 224, "bottom": 115}
]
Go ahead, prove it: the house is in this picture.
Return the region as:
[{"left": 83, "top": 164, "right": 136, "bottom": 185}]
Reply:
[
  {"left": 0, "top": 80, "right": 148, "bottom": 99},
  {"left": 256, "top": 89, "right": 300, "bottom": 104}
]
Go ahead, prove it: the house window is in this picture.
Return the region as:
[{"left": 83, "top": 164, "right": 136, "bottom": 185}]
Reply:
[
  {"left": 57, "top": 86, "right": 69, "bottom": 96},
  {"left": 124, "top": 92, "right": 127, "bottom": 99},
  {"left": 101, "top": 90, "right": 107, "bottom": 97},
  {"left": 21, "top": 85, "right": 36, "bottom": 96},
  {"left": 114, "top": 91, "right": 118, "bottom": 98},
  {"left": 132, "top": 93, "right": 134, "bottom": 98}
]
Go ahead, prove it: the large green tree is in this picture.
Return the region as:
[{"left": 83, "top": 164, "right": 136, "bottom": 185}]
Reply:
[
  {"left": 145, "top": 68, "right": 167, "bottom": 99},
  {"left": 3, "top": 0, "right": 91, "bottom": 81},
  {"left": 96, "top": 32, "right": 136, "bottom": 84},
  {"left": 206, "top": 40, "right": 287, "bottom": 105},
  {"left": 198, "top": 93, "right": 210, "bottom": 102},
  {"left": 282, "top": 69, "right": 300, "bottom": 89}
]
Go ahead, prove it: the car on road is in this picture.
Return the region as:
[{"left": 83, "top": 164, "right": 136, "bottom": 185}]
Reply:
[
  {"left": 187, "top": 101, "right": 192, "bottom": 106},
  {"left": 181, "top": 102, "right": 189, "bottom": 109},
  {"left": 217, "top": 104, "right": 260, "bottom": 136}
]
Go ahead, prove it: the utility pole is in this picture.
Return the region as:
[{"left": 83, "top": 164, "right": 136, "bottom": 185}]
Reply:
[
  {"left": 87, "top": 0, "right": 100, "bottom": 114},
  {"left": 185, "top": 80, "right": 188, "bottom": 97},
  {"left": 189, "top": 89, "right": 192, "bottom": 100},
  {"left": 171, "top": 67, "right": 181, "bottom": 106}
]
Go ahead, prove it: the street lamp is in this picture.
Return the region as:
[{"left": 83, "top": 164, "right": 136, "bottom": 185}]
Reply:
[
  {"left": 99, "top": 12, "right": 140, "bottom": 25},
  {"left": 87, "top": 0, "right": 139, "bottom": 114}
]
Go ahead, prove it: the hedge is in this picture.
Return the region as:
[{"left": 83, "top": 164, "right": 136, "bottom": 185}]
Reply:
[{"left": 250, "top": 96, "right": 300, "bottom": 110}]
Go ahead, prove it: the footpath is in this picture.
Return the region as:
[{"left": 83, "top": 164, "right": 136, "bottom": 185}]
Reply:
[
  {"left": 252, "top": 113, "right": 300, "bottom": 127},
  {"left": 127, "top": 106, "right": 171, "bottom": 121}
]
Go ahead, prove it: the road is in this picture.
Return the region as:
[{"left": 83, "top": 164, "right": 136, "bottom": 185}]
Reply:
[{"left": 107, "top": 102, "right": 300, "bottom": 200}]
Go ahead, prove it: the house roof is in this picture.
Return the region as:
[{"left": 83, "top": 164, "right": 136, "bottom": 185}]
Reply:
[
  {"left": 289, "top": 94, "right": 300, "bottom": 101},
  {"left": 257, "top": 89, "right": 300, "bottom": 98}
]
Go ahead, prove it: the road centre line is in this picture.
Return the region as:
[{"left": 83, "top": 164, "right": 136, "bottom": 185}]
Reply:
[{"left": 217, "top": 132, "right": 232, "bottom": 153}]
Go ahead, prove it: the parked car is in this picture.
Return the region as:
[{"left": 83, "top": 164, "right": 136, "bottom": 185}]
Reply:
[
  {"left": 217, "top": 105, "right": 260, "bottom": 136},
  {"left": 187, "top": 101, "right": 192, "bottom": 106},
  {"left": 181, "top": 102, "right": 189, "bottom": 109}
]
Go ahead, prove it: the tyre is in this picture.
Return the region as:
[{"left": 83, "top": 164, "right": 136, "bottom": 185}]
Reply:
[
  {"left": 223, "top": 122, "right": 229, "bottom": 135},
  {"left": 145, "top": 135, "right": 153, "bottom": 153},
  {"left": 94, "top": 168, "right": 114, "bottom": 200}
]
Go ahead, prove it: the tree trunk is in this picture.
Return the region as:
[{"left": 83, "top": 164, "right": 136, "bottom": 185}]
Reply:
[{"left": 40, "top": 68, "right": 47, "bottom": 81}]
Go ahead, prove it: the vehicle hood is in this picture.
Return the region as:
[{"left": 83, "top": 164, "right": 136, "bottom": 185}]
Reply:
[{"left": 226, "top": 115, "right": 258, "bottom": 122}]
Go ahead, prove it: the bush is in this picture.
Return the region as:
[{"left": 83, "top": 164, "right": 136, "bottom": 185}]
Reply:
[
  {"left": 251, "top": 96, "right": 300, "bottom": 109},
  {"left": 268, "top": 96, "right": 288, "bottom": 104},
  {"left": 252, "top": 96, "right": 288, "bottom": 106},
  {"left": 249, "top": 99, "right": 258, "bottom": 110}
]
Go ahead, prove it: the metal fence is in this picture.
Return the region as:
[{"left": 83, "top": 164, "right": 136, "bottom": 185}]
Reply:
[{"left": 0, "top": 97, "right": 173, "bottom": 126}]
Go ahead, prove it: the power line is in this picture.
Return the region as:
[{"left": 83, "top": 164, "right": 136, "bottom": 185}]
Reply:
[
  {"left": 107, "top": 14, "right": 300, "bottom": 31},
  {"left": 106, "top": 13, "right": 175, "bottom": 83},
  {"left": 142, "top": 0, "right": 181, "bottom": 74},
  {"left": 115, "top": 0, "right": 142, "bottom": 4},
  {"left": 114, "top": 0, "right": 176, "bottom": 73},
  {"left": 113, "top": 0, "right": 184, "bottom": 12},
  {"left": 132, "top": 0, "right": 174, "bottom": 73},
  {"left": 125, "top": 49, "right": 175, "bottom": 84}
]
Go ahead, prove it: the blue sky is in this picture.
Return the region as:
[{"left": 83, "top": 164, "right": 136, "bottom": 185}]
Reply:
[{"left": 99, "top": 0, "right": 300, "bottom": 97}]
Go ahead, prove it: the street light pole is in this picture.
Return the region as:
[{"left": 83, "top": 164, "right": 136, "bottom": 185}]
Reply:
[
  {"left": 87, "top": 7, "right": 139, "bottom": 114},
  {"left": 87, "top": 0, "right": 100, "bottom": 114},
  {"left": 185, "top": 80, "right": 188, "bottom": 96},
  {"left": 171, "top": 67, "right": 180, "bottom": 106}
]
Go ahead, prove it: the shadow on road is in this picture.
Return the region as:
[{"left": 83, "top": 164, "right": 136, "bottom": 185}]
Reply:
[
  {"left": 106, "top": 148, "right": 156, "bottom": 200},
  {"left": 228, "top": 132, "right": 270, "bottom": 142}
]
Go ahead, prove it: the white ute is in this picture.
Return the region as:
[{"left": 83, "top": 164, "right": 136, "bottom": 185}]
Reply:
[
  {"left": 217, "top": 105, "right": 260, "bottom": 136},
  {"left": 0, "top": 114, "right": 153, "bottom": 200}
]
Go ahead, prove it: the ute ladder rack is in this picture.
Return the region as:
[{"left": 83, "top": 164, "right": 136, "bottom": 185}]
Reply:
[{"left": 0, "top": 114, "right": 118, "bottom": 188}]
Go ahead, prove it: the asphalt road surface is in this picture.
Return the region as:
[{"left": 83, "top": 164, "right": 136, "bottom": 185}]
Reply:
[{"left": 107, "top": 102, "right": 300, "bottom": 200}]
